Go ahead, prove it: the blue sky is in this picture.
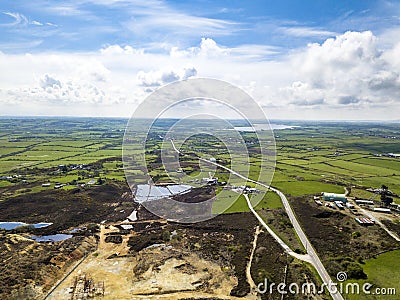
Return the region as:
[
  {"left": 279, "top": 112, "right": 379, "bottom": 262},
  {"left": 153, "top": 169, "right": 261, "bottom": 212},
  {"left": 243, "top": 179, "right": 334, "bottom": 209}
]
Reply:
[
  {"left": 1, "top": 0, "right": 397, "bottom": 53},
  {"left": 1, "top": 0, "right": 400, "bottom": 119}
]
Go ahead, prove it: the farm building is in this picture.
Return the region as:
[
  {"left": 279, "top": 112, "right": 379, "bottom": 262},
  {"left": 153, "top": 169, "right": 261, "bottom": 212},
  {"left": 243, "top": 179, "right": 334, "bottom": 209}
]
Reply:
[{"left": 322, "top": 192, "right": 347, "bottom": 203}]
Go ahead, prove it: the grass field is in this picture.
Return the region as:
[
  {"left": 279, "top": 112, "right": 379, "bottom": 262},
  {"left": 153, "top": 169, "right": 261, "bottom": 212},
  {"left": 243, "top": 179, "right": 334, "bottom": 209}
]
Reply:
[
  {"left": 1, "top": 118, "right": 399, "bottom": 205},
  {"left": 273, "top": 180, "right": 344, "bottom": 196},
  {"left": 347, "top": 250, "right": 400, "bottom": 300},
  {"left": 0, "top": 118, "right": 400, "bottom": 299},
  {"left": 213, "top": 189, "right": 283, "bottom": 214}
]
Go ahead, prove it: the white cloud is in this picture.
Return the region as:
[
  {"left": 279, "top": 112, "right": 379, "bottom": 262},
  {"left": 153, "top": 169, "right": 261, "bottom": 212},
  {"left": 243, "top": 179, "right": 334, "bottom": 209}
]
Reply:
[
  {"left": 40, "top": 74, "right": 61, "bottom": 89},
  {"left": 100, "top": 44, "right": 144, "bottom": 55},
  {"left": 30, "top": 20, "right": 43, "bottom": 26},
  {"left": 2, "top": 12, "right": 28, "bottom": 26},
  {"left": 170, "top": 38, "right": 280, "bottom": 61},
  {"left": 170, "top": 38, "right": 229, "bottom": 58},
  {"left": 183, "top": 67, "right": 197, "bottom": 79},
  {"left": 137, "top": 67, "right": 197, "bottom": 88},
  {"left": 283, "top": 31, "right": 400, "bottom": 109},
  {"left": 280, "top": 26, "right": 337, "bottom": 38},
  {"left": 0, "top": 32, "right": 399, "bottom": 119},
  {"left": 368, "top": 70, "right": 400, "bottom": 90},
  {"left": 44, "top": 4, "right": 91, "bottom": 18},
  {"left": 121, "top": 2, "right": 240, "bottom": 38}
]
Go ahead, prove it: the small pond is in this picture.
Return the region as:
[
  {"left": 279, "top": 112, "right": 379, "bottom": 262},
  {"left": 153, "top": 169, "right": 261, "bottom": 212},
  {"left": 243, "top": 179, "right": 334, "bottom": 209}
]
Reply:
[
  {"left": 30, "top": 234, "right": 73, "bottom": 242},
  {"left": 0, "top": 222, "right": 53, "bottom": 230}
]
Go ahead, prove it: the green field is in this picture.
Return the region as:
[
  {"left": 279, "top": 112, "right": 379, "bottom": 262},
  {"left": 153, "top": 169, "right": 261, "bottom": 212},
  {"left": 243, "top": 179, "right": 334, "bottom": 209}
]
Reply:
[
  {"left": 0, "top": 118, "right": 400, "bottom": 299},
  {"left": 347, "top": 250, "right": 400, "bottom": 300},
  {"left": 213, "top": 189, "right": 283, "bottom": 214},
  {"left": 1, "top": 118, "right": 399, "bottom": 205}
]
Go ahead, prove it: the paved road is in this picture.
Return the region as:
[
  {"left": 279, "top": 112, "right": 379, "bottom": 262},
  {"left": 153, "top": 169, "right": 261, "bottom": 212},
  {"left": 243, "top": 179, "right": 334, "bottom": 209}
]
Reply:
[
  {"left": 243, "top": 194, "right": 313, "bottom": 263},
  {"left": 171, "top": 140, "right": 344, "bottom": 300}
]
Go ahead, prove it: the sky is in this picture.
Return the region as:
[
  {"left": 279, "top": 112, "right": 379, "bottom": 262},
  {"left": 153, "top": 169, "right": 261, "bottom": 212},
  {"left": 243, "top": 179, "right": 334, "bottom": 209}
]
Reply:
[{"left": 0, "top": 0, "right": 400, "bottom": 120}]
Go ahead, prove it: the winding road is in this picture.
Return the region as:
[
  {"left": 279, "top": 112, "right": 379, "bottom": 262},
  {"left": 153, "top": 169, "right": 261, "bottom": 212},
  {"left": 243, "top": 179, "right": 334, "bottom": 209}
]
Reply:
[{"left": 171, "top": 140, "right": 344, "bottom": 300}]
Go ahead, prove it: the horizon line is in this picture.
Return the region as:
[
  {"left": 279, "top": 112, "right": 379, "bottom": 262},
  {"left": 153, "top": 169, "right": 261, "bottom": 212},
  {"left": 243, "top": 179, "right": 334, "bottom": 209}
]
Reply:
[{"left": 0, "top": 115, "right": 399, "bottom": 123}]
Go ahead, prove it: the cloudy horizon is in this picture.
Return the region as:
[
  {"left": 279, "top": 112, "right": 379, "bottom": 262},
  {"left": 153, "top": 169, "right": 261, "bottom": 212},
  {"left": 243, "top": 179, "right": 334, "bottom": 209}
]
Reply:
[{"left": 1, "top": 0, "right": 400, "bottom": 120}]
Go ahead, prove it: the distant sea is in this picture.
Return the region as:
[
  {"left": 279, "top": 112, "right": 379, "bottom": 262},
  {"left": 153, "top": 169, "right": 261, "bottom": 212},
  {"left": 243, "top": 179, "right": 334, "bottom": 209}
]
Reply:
[{"left": 233, "top": 124, "right": 299, "bottom": 132}]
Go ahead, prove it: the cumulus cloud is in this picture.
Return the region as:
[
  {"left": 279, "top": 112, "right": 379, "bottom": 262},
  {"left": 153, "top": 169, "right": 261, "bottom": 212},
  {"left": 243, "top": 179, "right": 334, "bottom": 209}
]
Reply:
[
  {"left": 0, "top": 33, "right": 399, "bottom": 119},
  {"left": 100, "top": 44, "right": 144, "bottom": 55},
  {"left": 169, "top": 38, "right": 278, "bottom": 61},
  {"left": 183, "top": 67, "right": 197, "bottom": 79},
  {"left": 170, "top": 38, "right": 229, "bottom": 58},
  {"left": 75, "top": 60, "right": 110, "bottom": 82},
  {"left": 33, "top": 74, "right": 108, "bottom": 104},
  {"left": 137, "top": 67, "right": 198, "bottom": 88},
  {"left": 40, "top": 74, "right": 61, "bottom": 89},
  {"left": 368, "top": 70, "right": 400, "bottom": 90},
  {"left": 283, "top": 31, "right": 400, "bottom": 107}
]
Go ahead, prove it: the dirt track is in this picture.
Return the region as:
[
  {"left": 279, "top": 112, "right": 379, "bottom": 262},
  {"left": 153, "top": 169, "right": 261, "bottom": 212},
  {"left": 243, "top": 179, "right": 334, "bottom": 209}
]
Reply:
[{"left": 47, "top": 222, "right": 256, "bottom": 300}]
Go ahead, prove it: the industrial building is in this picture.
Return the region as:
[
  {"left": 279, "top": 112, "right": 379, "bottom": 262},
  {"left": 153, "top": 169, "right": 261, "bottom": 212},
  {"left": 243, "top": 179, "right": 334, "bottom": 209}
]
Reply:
[
  {"left": 322, "top": 192, "right": 347, "bottom": 203},
  {"left": 355, "top": 199, "right": 374, "bottom": 205}
]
